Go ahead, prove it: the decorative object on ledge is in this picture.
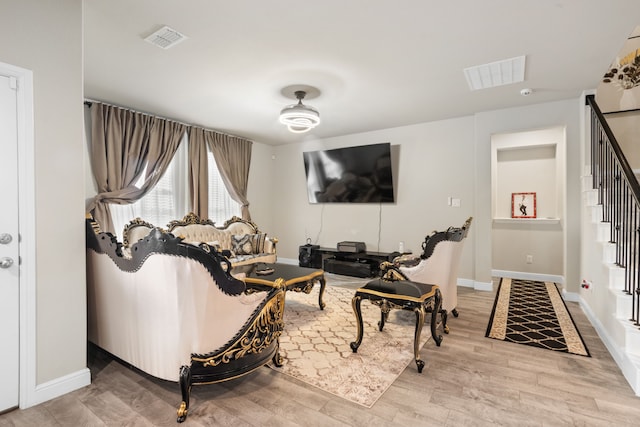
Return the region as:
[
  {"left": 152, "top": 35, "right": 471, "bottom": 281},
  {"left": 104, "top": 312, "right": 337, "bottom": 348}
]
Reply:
[
  {"left": 511, "top": 192, "right": 536, "bottom": 219},
  {"left": 602, "top": 48, "right": 640, "bottom": 90},
  {"left": 597, "top": 26, "right": 640, "bottom": 113},
  {"left": 279, "top": 89, "right": 320, "bottom": 133}
]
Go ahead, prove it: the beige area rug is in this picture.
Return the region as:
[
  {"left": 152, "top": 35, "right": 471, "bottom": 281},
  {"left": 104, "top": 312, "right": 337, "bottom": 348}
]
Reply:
[{"left": 269, "top": 277, "right": 432, "bottom": 407}]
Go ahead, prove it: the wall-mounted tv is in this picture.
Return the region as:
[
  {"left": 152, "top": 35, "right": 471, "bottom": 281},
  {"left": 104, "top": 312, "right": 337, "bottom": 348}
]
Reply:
[{"left": 303, "top": 142, "right": 395, "bottom": 203}]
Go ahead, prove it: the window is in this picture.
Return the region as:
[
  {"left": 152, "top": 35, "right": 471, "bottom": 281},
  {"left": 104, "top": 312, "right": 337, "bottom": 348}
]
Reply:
[
  {"left": 109, "top": 136, "right": 189, "bottom": 238},
  {"left": 207, "top": 150, "right": 240, "bottom": 224},
  {"left": 109, "top": 135, "right": 240, "bottom": 238}
]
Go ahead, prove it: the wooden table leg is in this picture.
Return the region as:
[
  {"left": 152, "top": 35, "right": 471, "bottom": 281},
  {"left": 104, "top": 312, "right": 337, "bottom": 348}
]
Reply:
[
  {"left": 317, "top": 274, "right": 326, "bottom": 310},
  {"left": 350, "top": 295, "right": 364, "bottom": 352},
  {"left": 413, "top": 304, "right": 425, "bottom": 373}
]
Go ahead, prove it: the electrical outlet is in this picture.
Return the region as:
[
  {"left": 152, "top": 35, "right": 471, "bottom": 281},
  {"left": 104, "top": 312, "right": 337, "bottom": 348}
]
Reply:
[{"left": 526, "top": 255, "right": 533, "bottom": 264}]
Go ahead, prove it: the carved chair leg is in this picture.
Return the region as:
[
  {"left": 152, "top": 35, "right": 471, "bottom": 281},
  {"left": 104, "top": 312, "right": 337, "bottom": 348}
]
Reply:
[
  {"left": 413, "top": 305, "right": 425, "bottom": 373},
  {"left": 272, "top": 339, "right": 284, "bottom": 367},
  {"left": 430, "top": 290, "right": 443, "bottom": 347},
  {"left": 177, "top": 365, "right": 192, "bottom": 423},
  {"left": 440, "top": 308, "right": 449, "bottom": 334},
  {"left": 378, "top": 309, "right": 389, "bottom": 332},
  {"left": 452, "top": 308, "right": 459, "bottom": 318}
]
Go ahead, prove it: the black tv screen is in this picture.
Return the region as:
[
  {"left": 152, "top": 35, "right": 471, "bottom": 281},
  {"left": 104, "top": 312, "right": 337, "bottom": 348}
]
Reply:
[{"left": 303, "top": 142, "right": 395, "bottom": 203}]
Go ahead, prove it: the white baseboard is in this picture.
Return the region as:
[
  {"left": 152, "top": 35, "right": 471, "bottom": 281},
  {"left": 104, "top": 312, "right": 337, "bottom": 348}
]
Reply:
[
  {"left": 579, "top": 297, "right": 640, "bottom": 396},
  {"left": 278, "top": 257, "right": 298, "bottom": 265},
  {"left": 458, "top": 278, "right": 492, "bottom": 292},
  {"left": 492, "top": 269, "right": 564, "bottom": 285},
  {"left": 24, "top": 368, "right": 91, "bottom": 408},
  {"left": 562, "top": 290, "right": 580, "bottom": 302}
]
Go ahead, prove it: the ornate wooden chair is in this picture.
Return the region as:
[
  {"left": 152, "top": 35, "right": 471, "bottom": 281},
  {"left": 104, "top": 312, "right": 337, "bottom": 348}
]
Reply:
[{"left": 379, "top": 217, "right": 472, "bottom": 330}]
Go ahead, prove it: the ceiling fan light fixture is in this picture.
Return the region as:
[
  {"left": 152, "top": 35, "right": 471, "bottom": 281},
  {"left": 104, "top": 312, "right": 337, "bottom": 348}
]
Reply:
[{"left": 279, "top": 90, "right": 320, "bottom": 133}]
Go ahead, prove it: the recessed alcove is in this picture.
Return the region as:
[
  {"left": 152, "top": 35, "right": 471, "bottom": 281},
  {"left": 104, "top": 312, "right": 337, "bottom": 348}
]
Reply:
[{"left": 491, "top": 126, "right": 566, "bottom": 277}]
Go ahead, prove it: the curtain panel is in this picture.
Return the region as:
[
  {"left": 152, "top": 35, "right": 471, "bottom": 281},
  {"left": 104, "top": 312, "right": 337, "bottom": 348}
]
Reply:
[
  {"left": 87, "top": 103, "right": 187, "bottom": 233},
  {"left": 202, "top": 129, "right": 253, "bottom": 221},
  {"left": 187, "top": 127, "right": 209, "bottom": 219}
]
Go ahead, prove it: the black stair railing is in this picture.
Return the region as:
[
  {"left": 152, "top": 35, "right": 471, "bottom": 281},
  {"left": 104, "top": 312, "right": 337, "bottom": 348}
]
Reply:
[{"left": 587, "top": 94, "right": 640, "bottom": 326}]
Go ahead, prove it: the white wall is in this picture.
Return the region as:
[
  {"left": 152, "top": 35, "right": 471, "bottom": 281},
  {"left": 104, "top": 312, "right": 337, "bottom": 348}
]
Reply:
[
  {"left": 0, "top": 0, "right": 87, "bottom": 391},
  {"left": 476, "top": 99, "right": 582, "bottom": 292},
  {"left": 271, "top": 117, "right": 477, "bottom": 282},
  {"left": 268, "top": 99, "right": 582, "bottom": 291},
  {"left": 605, "top": 112, "right": 640, "bottom": 171}
]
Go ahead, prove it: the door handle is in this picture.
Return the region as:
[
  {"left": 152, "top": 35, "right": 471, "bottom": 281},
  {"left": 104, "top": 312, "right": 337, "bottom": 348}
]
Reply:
[
  {"left": 0, "top": 257, "right": 14, "bottom": 269},
  {"left": 0, "top": 233, "right": 12, "bottom": 244}
]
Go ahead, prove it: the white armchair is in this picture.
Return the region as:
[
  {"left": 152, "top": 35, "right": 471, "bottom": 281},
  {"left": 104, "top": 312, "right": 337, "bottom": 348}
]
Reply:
[{"left": 380, "top": 217, "right": 472, "bottom": 331}]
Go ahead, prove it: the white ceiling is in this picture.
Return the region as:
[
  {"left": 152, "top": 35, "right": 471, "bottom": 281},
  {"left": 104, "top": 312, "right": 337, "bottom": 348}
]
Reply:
[{"left": 83, "top": 1, "right": 640, "bottom": 146}]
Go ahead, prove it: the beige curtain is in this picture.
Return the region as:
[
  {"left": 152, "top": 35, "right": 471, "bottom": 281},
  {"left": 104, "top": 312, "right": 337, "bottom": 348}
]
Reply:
[
  {"left": 88, "top": 103, "right": 187, "bottom": 233},
  {"left": 201, "top": 129, "right": 253, "bottom": 220},
  {"left": 187, "top": 127, "right": 209, "bottom": 219}
]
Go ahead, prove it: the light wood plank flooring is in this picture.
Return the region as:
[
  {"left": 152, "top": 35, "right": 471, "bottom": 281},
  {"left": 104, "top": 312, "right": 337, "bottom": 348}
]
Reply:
[{"left": 2, "top": 279, "right": 640, "bottom": 426}]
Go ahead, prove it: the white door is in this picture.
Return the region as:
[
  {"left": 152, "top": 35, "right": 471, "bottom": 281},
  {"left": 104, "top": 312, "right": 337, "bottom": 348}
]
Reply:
[{"left": 0, "top": 74, "right": 20, "bottom": 412}]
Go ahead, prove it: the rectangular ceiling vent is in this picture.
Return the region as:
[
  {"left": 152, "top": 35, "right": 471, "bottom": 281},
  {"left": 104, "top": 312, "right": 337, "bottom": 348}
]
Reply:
[
  {"left": 464, "top": 55, "right": 526, "bottom": 91},
  {"left": 144, "top": 26, "right": 188, "bottom": 49}
]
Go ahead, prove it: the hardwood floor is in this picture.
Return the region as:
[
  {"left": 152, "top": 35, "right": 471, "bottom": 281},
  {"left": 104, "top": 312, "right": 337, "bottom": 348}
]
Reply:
[{"left": 3, "top": 279, "right": 640, "bottom": 426}]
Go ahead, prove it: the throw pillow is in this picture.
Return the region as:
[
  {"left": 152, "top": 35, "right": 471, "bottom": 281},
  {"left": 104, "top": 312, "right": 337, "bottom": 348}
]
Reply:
[
  {"left": 251, "top": 233, "right": 266, "bottom": 254},
  {"left": 231, "top": 234, "right": 253, "bottom": 255}
]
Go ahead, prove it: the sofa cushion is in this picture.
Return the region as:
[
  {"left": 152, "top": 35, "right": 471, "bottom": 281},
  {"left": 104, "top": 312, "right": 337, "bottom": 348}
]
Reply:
[
  {"left": 251, "top": 233, "right": 267, "bottom": 254},
  {"left": 231, "top": 234, "right": 253, "bottom": 255}
]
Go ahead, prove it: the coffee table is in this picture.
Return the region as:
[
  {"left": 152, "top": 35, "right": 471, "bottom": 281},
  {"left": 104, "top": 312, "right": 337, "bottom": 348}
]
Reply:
[{"left": 239, "top": 263, "right": 326, "bottom": 310}]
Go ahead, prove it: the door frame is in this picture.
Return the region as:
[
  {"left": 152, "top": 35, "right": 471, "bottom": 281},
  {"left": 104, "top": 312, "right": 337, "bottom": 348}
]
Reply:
[{"left": 0, "top": 61, "right": 36, "bottom": 409}]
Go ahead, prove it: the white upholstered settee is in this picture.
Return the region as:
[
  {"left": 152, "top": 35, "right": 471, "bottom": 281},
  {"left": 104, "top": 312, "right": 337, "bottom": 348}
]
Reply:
[
  {"left": 86, "top": 217, "right": 285, "bottom": 423},
  {"left": 123, "top": 213, "right": 277, "bottom": 268}
]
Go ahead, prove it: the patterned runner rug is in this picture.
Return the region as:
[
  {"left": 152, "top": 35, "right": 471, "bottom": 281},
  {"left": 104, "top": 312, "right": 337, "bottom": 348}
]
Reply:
[
  {"left": 269, "top": 282, "right": 432, "bottom": 407},
  {"left": 485, "top": 278, "right": 590, "bottom": 356}
]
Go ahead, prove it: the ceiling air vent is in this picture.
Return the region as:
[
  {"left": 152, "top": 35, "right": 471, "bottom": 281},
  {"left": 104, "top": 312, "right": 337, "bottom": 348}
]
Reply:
[
  {"left": 144, "top": 26, "right": 188, "bottom": 49},
  {"left": 464, "top": 55, "right": 526, "bottom": 91}
]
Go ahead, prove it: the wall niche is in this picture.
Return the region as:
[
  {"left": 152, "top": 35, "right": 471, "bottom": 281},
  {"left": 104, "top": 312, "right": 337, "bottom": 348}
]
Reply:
[{"left": 491, "top": 126, "right": 566, "bottom": 278}]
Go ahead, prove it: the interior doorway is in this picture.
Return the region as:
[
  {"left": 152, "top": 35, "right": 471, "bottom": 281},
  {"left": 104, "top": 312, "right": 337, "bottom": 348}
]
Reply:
[
  {"left": 0, "top": 73, "right": 20, "bottom": 413},
  {"left": 0, "top": 60, "right": 36, "bottom": 411}
]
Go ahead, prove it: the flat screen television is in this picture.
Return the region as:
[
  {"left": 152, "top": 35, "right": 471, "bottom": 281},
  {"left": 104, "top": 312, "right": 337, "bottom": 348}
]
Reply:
[{"left": 303, "top": 142, "right": 395, "bottom": 203}]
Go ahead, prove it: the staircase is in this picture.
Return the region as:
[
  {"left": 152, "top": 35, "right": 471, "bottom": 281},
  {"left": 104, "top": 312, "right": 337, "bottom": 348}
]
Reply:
[{"left": 581, "top": 95, "right": 640, "bottom": 395}]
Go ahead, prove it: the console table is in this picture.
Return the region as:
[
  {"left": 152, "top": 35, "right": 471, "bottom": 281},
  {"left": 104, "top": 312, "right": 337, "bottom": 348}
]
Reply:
[{"left": 302, "top": 247, "right": 401, "bottom": 278}]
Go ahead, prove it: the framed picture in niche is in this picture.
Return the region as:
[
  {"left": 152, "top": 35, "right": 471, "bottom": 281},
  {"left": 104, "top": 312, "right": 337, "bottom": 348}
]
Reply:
[{"left": 511, "top": 192, "right": 536, "bottom": 218}]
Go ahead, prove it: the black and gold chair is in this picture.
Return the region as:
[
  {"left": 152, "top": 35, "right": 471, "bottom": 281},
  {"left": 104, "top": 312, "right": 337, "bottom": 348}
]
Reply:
[
  {"left": 349, "top": 218, "right": 472, "bottom": 373},
  {"left": 391, "top": 217, "right": 472, "bottom": 320},
  {"left": 349, "top": 277, "right": 444, "bottom": 373}
]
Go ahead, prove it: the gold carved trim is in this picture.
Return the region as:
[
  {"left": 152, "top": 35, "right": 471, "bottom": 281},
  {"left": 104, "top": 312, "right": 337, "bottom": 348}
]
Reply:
[
  {"left": 192, "top": 279, "right": 286, "bottom": 367},
  {"left": 167, "top": 212, "right": 262, "bottom": 235},
  {"left": 167, "top": 212, "right": 216, "bottom": 230},
  {"left": 221, "top": 215, "right": 260, "bottom": 233},
  {"left": 86, "top": 214, "right": 102, "bottom": 235},
  {"left": 122, "top": 217, "right": 160, "bottom": 247},
  {"left": 355, "top": 284, "right": 438, "bottom": 303}
]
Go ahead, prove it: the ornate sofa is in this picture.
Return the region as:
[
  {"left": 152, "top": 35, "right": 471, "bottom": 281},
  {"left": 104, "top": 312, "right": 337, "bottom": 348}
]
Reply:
[
  {"left": 85, "top": 217, "right": 285, "bottom": 422},
  {"left": 122, "top": 213, "right": 277, "bottom": 268}
]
